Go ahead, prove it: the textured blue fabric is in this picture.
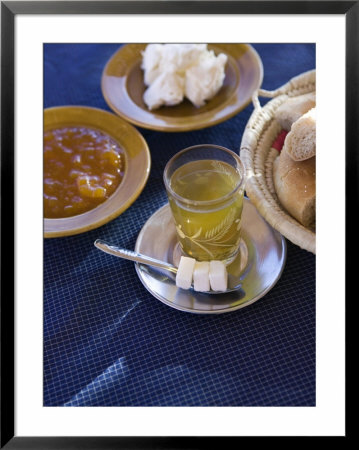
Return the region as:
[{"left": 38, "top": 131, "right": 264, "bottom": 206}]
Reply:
[{"left": 44, "top": 43, "right": 316, "bottom": 407}]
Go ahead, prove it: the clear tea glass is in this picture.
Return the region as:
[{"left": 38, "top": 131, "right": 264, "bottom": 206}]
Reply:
[{"left": 164, "top": 144, "right": 245, "bottom": 263}]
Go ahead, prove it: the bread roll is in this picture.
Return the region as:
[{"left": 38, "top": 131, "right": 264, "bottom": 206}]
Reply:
[
  {"left": 283, "top": 107, "right": 316, "bottom": 161},
  {"left": 275, "top": 92, "right": 316, "bottom": 131},
  {"left": 273, "top": 150, "right": 316, "bottom": 229}
]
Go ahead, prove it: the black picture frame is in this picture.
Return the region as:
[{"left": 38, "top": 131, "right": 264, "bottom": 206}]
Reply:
[{"left": 1, "top": 1, "right": 355, "bottom": 448}]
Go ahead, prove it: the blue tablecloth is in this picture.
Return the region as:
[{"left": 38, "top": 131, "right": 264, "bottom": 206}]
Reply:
[{"left": 44, "top": 44, "right": 316, "bottom": 407}]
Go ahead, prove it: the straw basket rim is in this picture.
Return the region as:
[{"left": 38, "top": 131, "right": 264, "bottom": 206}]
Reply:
[{"left": 240, "top": 69, "right": 316, "bottom": 254}]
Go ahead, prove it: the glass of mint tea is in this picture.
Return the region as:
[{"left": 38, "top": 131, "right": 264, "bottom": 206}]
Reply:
[{"left": 163, "top": 144, "right": 245, "bottom": 263}]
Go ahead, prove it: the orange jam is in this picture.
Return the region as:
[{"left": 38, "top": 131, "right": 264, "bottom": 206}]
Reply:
[{"left": 44, "top": 126, "right": 125, "bottom": 218}]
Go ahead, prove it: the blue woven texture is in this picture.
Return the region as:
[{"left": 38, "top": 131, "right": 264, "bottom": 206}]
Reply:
[{"left": 44, "top": 44, "right": 316, "bottom": 407}]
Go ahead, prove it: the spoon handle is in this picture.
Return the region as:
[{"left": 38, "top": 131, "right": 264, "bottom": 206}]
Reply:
[{"left": 94, "top": 239, "right": 178, "bottom": 274}]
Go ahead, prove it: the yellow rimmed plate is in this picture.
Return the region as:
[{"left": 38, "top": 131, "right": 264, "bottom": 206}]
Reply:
[
  {"left": 101, "top": 44, "right": 263, "bottom": 132},
  {"left": 44, "top": 106, "right": 151, "bottom": 238}
]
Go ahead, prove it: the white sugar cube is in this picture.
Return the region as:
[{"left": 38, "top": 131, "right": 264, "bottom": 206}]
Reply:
[
  {"left": 176, "top": 256, "right": 196, "bottom": 290},
  {"left": 193, "top": 261, "right": 210, "bottom": 292},
  {"left": 209, "top": 260, "right": 228, "bottom": 292}
]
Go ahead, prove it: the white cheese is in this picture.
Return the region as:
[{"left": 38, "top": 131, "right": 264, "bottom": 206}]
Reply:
[
  {"left": 176, "top": 256, "right": 196, "bottom": 290},
  {"left": 141, "top": 43, "right": 227, "bottom": 110},
  {"left": 141, "top": 44, "right": 164, "bottom": 86},
  {"left": 185, "top": 51, "right": 227, "bottom": 108},
  {"left": 143, "top": 71, "right": 184, "bottom": 110},
  {"left": 159, "top": 43, "right": 207, "bottom": 74},
  {"left": 209, "top": 260, "right": 228, "bottom": 292},
  {"left": 193, "top": 261, "right": 210, "bottom": 292}
]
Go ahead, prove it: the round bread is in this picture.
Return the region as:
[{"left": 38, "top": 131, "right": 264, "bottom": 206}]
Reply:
[
  {"left": 273, "top": 149, "right": 316, "bottom": 229},
  {"left": 274, "top": 92, "right": 316, "bottom": 131}
]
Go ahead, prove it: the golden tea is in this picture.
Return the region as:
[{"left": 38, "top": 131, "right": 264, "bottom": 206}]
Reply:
[{"left": 167, "top": 158, "right": 244, "bottom": 261}]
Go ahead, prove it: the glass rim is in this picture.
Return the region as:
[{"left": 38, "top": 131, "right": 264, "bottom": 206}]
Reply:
[{"left": 163, "top": 144, "right": 245, "bottom": 207}]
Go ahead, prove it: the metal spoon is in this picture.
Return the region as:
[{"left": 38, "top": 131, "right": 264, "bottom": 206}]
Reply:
[{"left": 94, "top": 239, "right": 241, "bottom": 294}]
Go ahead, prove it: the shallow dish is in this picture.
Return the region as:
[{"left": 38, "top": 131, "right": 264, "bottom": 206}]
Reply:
[
  {"left": 135, "top": 198, "right": 286, "bottom": 314},
  {"left": 101, "top": 43, "right": 263, "bottom": 132},
  {"left": 44, "top": 106, "right": 151, "bottom": 238}
]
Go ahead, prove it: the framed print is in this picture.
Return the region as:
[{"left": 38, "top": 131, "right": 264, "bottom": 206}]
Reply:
[{"left": 1, "top": 1, "right": 355, "bottom": 448}]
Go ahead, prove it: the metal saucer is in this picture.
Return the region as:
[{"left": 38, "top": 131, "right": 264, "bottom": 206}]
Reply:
[{"left": 135, "top": 198, "right": 287, "bottom": 314}]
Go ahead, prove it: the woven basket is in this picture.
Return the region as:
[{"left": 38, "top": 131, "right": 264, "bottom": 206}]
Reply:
[{"left": 240, "top": 69, "right": 316, "bottom": 254}]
